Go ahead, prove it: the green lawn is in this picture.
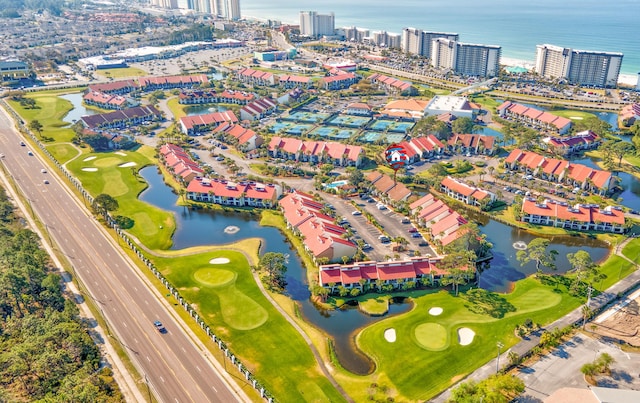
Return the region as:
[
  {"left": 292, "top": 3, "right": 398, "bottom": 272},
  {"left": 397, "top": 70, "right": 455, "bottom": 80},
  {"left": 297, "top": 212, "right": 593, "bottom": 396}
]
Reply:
[
  {"left": 622, "top": 237, "right": 640, "bottom": 264},
  {"left": 65, "top": 147, "right": 175, "bottom": 250},
  {"left": 152, "top": 249, "right": 346, "bottom": 403},
  {"left": 7, "top": 91, "right": 81, "bottom": 143},
  {"left": 95, "top": 67, "right": 148, "bottom": 79},
  {"left": 355, "top": 278, "right": 583, "bottom": 401},
  {"left": 46, "top": 143, "right": 82, "bottom": 164},
  {"left": 551, "top": 109, "right": 599, "bottom": 120}
]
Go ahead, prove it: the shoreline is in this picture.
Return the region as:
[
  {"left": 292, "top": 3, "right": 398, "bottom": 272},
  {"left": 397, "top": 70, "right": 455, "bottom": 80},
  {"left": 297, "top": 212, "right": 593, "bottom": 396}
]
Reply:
[{"left": 243, "top": 14, "right": 638, "bottom": 87}]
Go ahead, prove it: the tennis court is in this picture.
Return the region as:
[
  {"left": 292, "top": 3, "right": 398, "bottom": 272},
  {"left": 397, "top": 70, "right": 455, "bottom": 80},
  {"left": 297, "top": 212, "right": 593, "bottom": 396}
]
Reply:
[
  {"left": 368, "top": 119, "right": 415, "bottom": 133},
  {"left": 268, "top": 121, "right": 312, "bottom": 135},
  {"left": 359, "top": 131, "right": 406, "bottom": 143},
  {"left": 310, "top": 126, "right": 356, "bottom": 139},
  {"left": 326, "top": 114, "right": 371, "bottom": 128},
  {"left": 283, "top": 110, "right": 331, "bottom": 124}
]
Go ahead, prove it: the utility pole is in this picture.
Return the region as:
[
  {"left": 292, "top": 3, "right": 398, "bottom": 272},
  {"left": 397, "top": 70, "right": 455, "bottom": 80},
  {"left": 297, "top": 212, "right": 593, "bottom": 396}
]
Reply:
[
  {"left": 496, "top": 342, "right": 504, "bottom": 374},
  {"left": 587, "top": 286, "right": 593, "bottom": 307}
]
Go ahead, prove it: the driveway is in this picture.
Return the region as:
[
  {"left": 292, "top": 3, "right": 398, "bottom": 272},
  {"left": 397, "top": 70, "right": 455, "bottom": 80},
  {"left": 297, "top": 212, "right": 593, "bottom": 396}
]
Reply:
[{"left": 515, "top": 333, "right": 640, "bottom": 402}]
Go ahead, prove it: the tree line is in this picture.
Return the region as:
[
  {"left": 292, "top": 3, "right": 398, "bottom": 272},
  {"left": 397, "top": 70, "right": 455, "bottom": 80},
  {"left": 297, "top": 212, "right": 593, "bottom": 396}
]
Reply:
[{"left": 0, "top": 186, "right": 122, "bottom": 402}]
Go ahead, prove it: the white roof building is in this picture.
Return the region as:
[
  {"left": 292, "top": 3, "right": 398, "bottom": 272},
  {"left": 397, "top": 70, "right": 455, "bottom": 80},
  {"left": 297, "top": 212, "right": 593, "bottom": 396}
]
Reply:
[{"left": 424, "top": 95, "right": 474, "bottom": 119}]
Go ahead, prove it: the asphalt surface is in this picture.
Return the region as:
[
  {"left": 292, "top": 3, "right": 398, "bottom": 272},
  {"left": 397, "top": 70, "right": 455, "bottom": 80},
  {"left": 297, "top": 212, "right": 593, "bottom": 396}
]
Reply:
[{"left": 0, "top": 107, "right": 247, "bottom": 402}]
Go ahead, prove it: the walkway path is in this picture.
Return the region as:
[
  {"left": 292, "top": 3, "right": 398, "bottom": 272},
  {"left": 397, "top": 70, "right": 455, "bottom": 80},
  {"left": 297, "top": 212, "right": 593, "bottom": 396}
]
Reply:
[{"left": 432, "top": 236, "right": 640, "bottom": 402}]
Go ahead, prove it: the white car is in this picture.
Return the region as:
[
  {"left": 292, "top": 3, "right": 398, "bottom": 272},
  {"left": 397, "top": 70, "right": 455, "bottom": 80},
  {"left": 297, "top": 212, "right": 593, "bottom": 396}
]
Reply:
[
  {"left": 351, "top": 211, "right": 362, "bottom": 216},
  {"left": 41, "top": 168, "right": 47, "bottom": 173}
]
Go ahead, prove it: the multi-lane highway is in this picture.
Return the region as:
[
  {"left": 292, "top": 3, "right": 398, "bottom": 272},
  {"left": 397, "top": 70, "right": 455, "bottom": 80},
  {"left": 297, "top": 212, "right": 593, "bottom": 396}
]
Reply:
[{"left": 0, "top": 107, "right": 248, "bottom": 403}]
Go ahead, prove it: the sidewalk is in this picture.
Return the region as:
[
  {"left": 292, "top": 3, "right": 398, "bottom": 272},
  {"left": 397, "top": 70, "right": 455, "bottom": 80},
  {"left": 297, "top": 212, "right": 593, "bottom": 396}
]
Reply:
[{"left": 432, "top": 238, "right": 640, "bottom": 402}]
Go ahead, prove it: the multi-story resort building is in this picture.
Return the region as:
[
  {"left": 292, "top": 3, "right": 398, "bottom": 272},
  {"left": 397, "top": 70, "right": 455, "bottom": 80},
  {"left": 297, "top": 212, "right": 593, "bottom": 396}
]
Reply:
[
  {"left": 138, "top": 74, "right": 209, "bottom": 91},
  {"left": 497, "top": 101, "right": 572, "bottom": 134},
  {"left": 410, "top": 194, "right": 468, "bottom": 249},
  {"left": 520, "top": 198, "right": 625, "bottom": 234},
  {"left": 505, "top": 149, "right": 614, "bottom": 195},
  {"left": 239, "top": 98, "right": 278, "bottom": 121},
  {"left": 299, "top": 11, "right": 335, "bottom": 38},
  {"left": 152, "top": 0, "right": 240, "bottom": 20},
  {"left": 541, "top": 130, "right": 600, "bottom": 157},
  {"left": 83, "top": 91, "right": 130, "bottom": 110},
  {"left": 178, "top": 89, "right": 255, "bottom": 105},
  {"left": 81, "top": 105, "right": 162, "bottom": 129},
  {"left": 440, "top": 177, "right": 495, "bottom": 207},
  {"left": 447, "top": 134, "right": 496, "bottom": 155},
  {"left": 367, "top": 171, "right": 412, "bottom": 203},
  {"left": 187, "top": 178, "right": 280, "bottom": 208},
  {"left": 280, "top": 191, "right": 357, "bottom": 263},
  {"left": 159, "top": 143, "right": 204, "bottom": 184},
  {"left": 236, "top": 68, "right": 277, "bottom": 86},
  {"left": 535, "top": 44, "right": 623, "bottom": 87},
  {"left": 431, "top": 39, "right": 501, "bottom": 77},
  {"left": 401, "top": 28, "right": 459, "bottom": 58},
  {"left": 318, "top": 256, "right": 475, "bottom": 291},
  {"left": 268, "top": 137, "right": 364, "bottom": 167},
  {"left": 0, "top": 60, "right": 30, "bottom": 81},
  {"left": 370, "top": 30, "right": 401, "bottom": 49},
  {"left": 179, "top": 111, "right": 238, "bottom": 135},
  {"left": 368, "top": 73, "right": 414, "bottom": 94}
]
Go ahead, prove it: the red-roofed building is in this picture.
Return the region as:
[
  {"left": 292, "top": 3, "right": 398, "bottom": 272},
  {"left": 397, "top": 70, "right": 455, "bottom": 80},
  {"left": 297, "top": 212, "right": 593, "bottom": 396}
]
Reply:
[
  {"left": 368, "top": 73, "right": 416, "bottom": 94},
  {"left": 268, "top": 136, "right": 364, "bottom": 167},
  {"left": 497, "top": 101, "right": 572, "bottom": 134},
  {"left": 186, "top": 177, "right": 281, "bottom": 208},
  {"left": 345, "top": 102, "right": 373, "bottom": 116},
  {"left": 521, "top": 198, "right": 625, "bottom": 233},
  {"left": 410, "top": 193, "right": 469, "bottom": 250},
  {"left": 406, "top": 135, "right": 444, "bottom": 159},
  {"left": 236, "top": 67, "right": 277, "bottom": 86},
  {"left": 88, "top": 80, "right": 138, "bottom": 95},
  {"left": 83, "top": 91, "right": 130, "bottom": 110},
  {"left": 440, "top": 177, "right": 495, "bottom": 207},
  {"left": 366, "top": 171, "right": 412, "bottom": 202},
  {"left": 280, "top": 192, "right": 357, "bottom": 263},
  {"left": 138, "top": 74, "right": 208, "bottom": 91},
  {"left": 447, "top": 134, "right": 496, "bottom": 155},
  {"left": 620, "top": 103, "right": 640, "bottom": 127},
  {"left": 504, "top": 149, "right": 613, "bottom": 195},
  {"left": 158, "top": 143, "right": 203, "bottom": 184},
  {"left": 318, "top": 256, "right": 474, "bottom": 290},
  {"left": 542, "top": 130, "right": 600, "bottom": 156},
  {"left": 212, "top": 123, "right": 263, "bottom": 151},
  {"left": 178, "top": 89, "right": 254, "bottom": 105},
  {"left": 179, "top": 111, "right": 238, "bottom": 135},
  {"left": 239, "top": 98, "right": 278, "bottom": 121},
  {"left": 321, "top": 71, "right": 359, "bottom": 90},
  {"left": 278, "top": 74, "right": 313, "bottom": 89}
]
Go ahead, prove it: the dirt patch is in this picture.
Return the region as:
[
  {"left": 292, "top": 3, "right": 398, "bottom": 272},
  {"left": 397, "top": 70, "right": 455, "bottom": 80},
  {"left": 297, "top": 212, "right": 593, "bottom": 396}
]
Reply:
[{"left": 591, "top": 296, "right": 640, "bottom": 347}]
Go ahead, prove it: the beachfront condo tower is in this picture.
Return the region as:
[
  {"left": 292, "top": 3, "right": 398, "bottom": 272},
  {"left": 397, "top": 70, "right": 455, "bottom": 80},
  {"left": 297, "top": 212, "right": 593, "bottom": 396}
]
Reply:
[
  {"left": 401, "top": 28, "right": 459, "bottom": 58},
  {"left": 300, "top": 11, "right": 336, "bottom": 38},
  {"left": 431, "top": 39, "right": 501, "bottom": 77},
  {"left": 535, "top": 44, "right": 623, "bottom": 88}
]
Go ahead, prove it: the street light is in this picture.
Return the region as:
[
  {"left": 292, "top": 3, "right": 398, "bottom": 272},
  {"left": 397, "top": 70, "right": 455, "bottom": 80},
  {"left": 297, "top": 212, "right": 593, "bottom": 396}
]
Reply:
[{"left": 496, "top": 342, "right": 504, "bottom": 373}]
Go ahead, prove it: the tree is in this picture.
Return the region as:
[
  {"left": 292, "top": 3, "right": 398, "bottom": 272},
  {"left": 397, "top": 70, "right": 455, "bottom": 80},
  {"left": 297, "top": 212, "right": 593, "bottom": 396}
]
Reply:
[
  {"left": 28, "top": 119, "right": 43, "bottom": 137},
  {"left": 595, "top": 352, "right": 615, "bottom": 374},
  {"left": 448, "top": 374, "right": 524, "bottom": 403},
  {"left": 92, "top": 193, "right": 119, "bottom": 214},
  {"left": 440, "top": 266, "right": 469, "bottom": 296},
  {"left": 259, "top": 252, "right": 287, "bottom": 292},
  {"left": 567, "top": 250, "right": 597, "bottom": 287},
  {"left": 516, "top": 238, "right": 558, "bottom": 272},
  {"left": 451, "top": 117, "right": 474, "bottom": 135},
  {"left": 346, "top": 167, "right": 364, "bottom": 190}
]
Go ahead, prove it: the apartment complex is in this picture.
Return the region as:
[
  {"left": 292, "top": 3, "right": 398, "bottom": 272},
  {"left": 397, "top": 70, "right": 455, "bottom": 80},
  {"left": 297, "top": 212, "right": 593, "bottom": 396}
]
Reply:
[
  {"left": 152, "top": 0, "right": 240, "bottom": 20},
  {"left": 371, "top": 31, "right": 401, "bottom": 49},
  {"left": 521, "top": 199, "right": 625, "bottom": 234},
  {"left": 431, "top": 39, "right": 501, "bottom": 77},
  {"left": 401, "top": 28, "right": 459, "bottom": 57},
  {"left": 299, "top": 11, "right": 335, "bottom": 38},
  {"left": 535, "top": 44, "right": 623, "bottom": 87}
]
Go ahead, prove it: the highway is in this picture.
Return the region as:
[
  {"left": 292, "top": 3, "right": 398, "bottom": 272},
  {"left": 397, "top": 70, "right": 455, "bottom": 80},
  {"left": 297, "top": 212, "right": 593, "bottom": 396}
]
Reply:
[{"left": 0, "top": 107, "right": 247, "bottom": 403}]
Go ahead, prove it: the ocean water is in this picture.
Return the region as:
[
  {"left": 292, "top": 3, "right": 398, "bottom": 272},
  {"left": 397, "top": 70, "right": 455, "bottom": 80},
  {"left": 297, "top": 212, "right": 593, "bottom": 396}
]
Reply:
[{"left": 241, "top": 0, "right": 639, "bottom": 76}]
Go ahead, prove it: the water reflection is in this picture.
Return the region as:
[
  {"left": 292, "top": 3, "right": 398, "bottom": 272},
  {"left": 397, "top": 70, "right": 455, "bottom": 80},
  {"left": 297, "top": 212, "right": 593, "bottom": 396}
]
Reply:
[
  {"left": 185, "top": 104, "right": 228, "bottom": 116},
  {"left": 572, "top": 157, "right": 640, "bottom": 210},
  {"left": 137, "top": 166, "right": 406, "bottom": 374},
  {"left": 59, "top": 93, "right": 96, "bottom": 125}
]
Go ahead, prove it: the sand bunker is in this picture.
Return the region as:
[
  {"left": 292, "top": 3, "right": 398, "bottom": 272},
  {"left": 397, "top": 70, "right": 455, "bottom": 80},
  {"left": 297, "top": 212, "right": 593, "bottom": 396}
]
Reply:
[
  {"left": 83, "top": 156, "right": 97, "bottom": 162},
  {"left": 115, "top": 151, "right": 127, "bottom": 156},
  {"left": 118, "top": 162, "right": 137, "bottom": 168},
  {"left": 570, "top": 116, "right": 584, "bottom": 120},
  {"left": 458, "top": 327, "right": 475, "bottom": 346},
  {"left": 81, "top": 167, "right": 98, "bottom": 172},
  {"left": 429, "top": 307, "right": 443, "bottom": 316},
  {"left": 209, "top": 258, "right": 230, "bottom": 264},
  {"left": 384, "top": 328, "right": 396, "bottom": 343}
]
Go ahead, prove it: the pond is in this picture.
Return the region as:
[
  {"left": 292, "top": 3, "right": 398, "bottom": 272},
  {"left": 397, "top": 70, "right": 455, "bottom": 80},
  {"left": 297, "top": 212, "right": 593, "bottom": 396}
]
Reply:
[
  {"left": 60, "top": 93, "right": 96, "bottom": 125},
  {"left": 470, "top": 213, "right": 610, "bottom": 292},
  {"left": 185, "top": 104, "right": 228, "bottom": 116},
  {"left": 572, "top": 157, "right": 640, "bottom": 210},
  {"left": 137, "top": 166, "right": 610, "bottom": 372},
  {"left": 137, "top": 166, "right": 411, "bottom": 374}
]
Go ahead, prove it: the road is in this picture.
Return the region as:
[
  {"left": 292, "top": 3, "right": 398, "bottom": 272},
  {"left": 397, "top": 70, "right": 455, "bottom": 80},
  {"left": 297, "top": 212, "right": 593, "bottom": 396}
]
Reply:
[{"left": 0, "top": 107, "right": 248, "bottom": 402}]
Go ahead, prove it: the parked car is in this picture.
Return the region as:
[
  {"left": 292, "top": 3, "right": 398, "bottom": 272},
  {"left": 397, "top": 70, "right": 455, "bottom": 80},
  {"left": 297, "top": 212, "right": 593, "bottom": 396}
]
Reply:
[
  {"left": 351, "top": 211, "right": 362, "bottom": 216},
  {"left": 408, "top": 227, "right": 418, "bottom": 233},
  {"left": 376, "top": 204, "right": 386, "bottom": 210},
  {"left": 362, "top": 243, "right": 372, "bottom": 250},
  {"left": 41, "top": 168, "right": 47, "bottom": 173},
  {"left": 411, "top": 232, "right": 422, "bottom": 238},
  {"left": 630, "top": 210, "right": 639, "bottom": 215}
]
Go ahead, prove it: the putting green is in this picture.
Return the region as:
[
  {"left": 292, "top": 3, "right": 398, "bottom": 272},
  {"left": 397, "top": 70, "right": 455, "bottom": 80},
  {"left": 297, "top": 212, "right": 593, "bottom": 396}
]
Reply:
[
  {"left": 194, "top": 268, "right": 236, "bottom": 287},
  {"left": 217, "top": 286, "right": 268, "bottom": 330},
  {"left": 415, "top": 323, "right": 449, "bottom": 351},
  {"left": 94, "top": 157, "right": 124, "bottom": 168}
]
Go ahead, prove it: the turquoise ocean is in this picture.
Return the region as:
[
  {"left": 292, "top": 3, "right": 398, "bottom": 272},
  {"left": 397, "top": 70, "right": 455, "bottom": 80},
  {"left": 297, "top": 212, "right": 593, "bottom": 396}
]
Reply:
[{"left": 240, "top": 0, "right": 640, "bottom": 79}]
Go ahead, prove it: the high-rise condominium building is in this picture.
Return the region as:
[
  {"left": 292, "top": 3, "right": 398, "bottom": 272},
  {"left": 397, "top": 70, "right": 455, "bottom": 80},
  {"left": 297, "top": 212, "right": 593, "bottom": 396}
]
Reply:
[
  {"left": 431, "top": 39, "right": 501, "bottom": 77},
  {"left": 170, "top": 0, "right": 240, "bottom": 20},
  {"left": 401, "top": 28, "right": 458, "bottom": 58},
  {"left": 213, "top": 0, "right": 241, "bottom": 20},
  {"left": 371, "top": 31, "right": 401, "bottom": 49},
  {"left": 299, "top": 11, "right": 335, "bottom": 38},
  {"left": 535, "top": 44, "right": 623, "bottom": 87}
]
